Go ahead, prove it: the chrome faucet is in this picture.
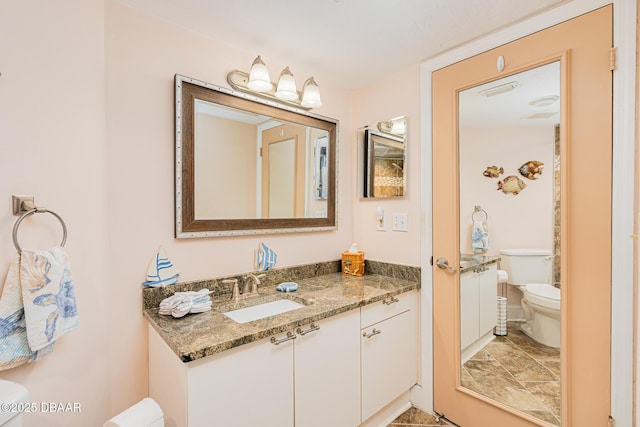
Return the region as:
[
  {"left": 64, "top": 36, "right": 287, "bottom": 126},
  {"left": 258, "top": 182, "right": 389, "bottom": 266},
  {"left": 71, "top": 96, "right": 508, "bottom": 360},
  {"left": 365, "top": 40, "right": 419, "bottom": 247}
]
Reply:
[{"left": 243, "top": 273, "right": 266, "bottom": 295}]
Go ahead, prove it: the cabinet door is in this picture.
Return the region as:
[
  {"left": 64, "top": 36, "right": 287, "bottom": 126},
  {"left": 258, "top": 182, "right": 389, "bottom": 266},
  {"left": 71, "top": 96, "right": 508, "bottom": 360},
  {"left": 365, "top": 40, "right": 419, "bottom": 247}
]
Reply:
[
  {"left": 187, "top": 333, "right": 294, "bottom": 427},
  {"left": 295, "top": 309, "right": 360, "bottom": 427},
  {"left": 361, "top": 308, "right": 417, "bottom": 421},
  {"left": 459, "top": 271, "right": 479, "bottom": 350},
  {"left": 478, "top": 265, "right": 497, "bottom": 336}
]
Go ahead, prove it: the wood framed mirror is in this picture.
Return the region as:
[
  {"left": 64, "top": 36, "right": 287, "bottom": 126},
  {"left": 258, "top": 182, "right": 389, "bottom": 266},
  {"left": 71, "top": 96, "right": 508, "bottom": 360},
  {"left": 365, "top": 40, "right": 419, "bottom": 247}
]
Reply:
[{"left": 175, "top": 75, "right": 338, "bottom": 238}]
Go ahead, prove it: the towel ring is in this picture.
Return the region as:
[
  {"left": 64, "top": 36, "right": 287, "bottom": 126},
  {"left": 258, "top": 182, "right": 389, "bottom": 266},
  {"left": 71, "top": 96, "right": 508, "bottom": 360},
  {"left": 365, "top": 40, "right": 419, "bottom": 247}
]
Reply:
[
  {"left": 472, "top": 206, "right": 488, "bottom": 222},
  {"left": 12, "top": 207, "right": 67, "bottom": 253}
]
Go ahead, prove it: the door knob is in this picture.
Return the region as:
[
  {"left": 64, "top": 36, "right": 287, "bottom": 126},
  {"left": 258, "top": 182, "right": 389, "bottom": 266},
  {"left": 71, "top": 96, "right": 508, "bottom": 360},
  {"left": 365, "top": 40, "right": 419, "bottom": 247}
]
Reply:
[{"left": 435, "top": 257, "right": 457, "bottom": 272}]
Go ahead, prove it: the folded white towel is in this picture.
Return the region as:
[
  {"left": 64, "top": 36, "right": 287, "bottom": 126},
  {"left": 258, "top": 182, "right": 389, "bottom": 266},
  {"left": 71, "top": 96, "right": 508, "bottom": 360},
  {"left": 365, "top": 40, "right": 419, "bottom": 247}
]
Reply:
[
  {"left": 471, "top": 220, "right": 489, "bottom": 253},
  {"left": 159, "top": 289, "right": 211, "bottom": 318}
]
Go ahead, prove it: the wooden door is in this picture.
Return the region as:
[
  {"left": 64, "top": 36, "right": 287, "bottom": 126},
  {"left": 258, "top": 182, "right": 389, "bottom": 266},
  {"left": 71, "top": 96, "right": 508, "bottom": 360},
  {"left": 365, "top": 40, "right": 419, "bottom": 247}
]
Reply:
[
  {"left": 432, "top": 6, "right": 612, "bottom": 426},
  {"left": 261, "top": 123, "right": 306, "bottom": 218}
]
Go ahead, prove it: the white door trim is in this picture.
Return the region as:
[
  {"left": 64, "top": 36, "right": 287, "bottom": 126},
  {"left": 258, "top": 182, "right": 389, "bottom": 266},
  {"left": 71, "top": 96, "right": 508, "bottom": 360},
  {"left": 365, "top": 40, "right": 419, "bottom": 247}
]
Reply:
[{"left": 415, "top": 2, "right": 636, "bottom": 426}]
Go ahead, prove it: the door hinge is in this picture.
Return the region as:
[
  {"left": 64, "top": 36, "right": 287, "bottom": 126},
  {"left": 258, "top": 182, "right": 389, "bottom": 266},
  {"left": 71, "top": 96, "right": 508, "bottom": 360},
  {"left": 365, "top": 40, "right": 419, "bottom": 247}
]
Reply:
[
  {"left": 430, "top": 256, "right": 433, "bottom": 266},
  {"left": 608, "top": 415, "right": 615, "bottom": 427},
  {"left": 610, "top": 47, "right": 617, "bottom": 71},
  {"left": 259, "top": 147, "right": 263, "bottom": 157}
]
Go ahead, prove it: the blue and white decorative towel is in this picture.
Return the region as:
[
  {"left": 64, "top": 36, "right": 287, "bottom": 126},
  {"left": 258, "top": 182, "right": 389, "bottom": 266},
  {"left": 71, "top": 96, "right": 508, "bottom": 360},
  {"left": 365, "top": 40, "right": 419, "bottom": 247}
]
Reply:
[
  {"left": 0, "top": 247, "right": 78, "bottom": 371},
  {"left": 256, "top": 242, "right": 277, "bottom": 272},
  {"left": 471, "top": 220, "right": 489, "bottom": 253}
]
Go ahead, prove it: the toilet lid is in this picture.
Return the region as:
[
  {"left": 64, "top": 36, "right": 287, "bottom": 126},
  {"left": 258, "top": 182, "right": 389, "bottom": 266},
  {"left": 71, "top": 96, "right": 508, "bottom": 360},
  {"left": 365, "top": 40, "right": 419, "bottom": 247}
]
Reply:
[
  {"left": 524, "top": 283, "right": 560, "bottom": 310},
  {"left": 0, "top": 380, "right": 29, "bottom": 424}
]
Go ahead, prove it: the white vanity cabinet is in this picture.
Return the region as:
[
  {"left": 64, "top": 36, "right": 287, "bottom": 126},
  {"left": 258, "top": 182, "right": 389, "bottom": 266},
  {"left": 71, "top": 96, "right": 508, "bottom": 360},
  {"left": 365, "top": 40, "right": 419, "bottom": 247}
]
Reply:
[
  {"left": 149, "top": 327, "right": 294, "bottom": 427},
  {"left": 149, "top": 308, "right": 360, "bottom": 427},
  {"left": 460, "top": 263, "right": 497, "bottom": 355},
  {"left": 294, "top": 309, "right": 360, "bottom": 427},
  {"left": 360, "top": 290, "right": 418, "bottom": 422}
]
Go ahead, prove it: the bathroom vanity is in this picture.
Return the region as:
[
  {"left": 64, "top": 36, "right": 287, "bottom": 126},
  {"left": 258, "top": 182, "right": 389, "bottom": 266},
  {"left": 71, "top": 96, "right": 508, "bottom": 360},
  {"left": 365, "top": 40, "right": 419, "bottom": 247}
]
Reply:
[
  {"left": 144, "top": 264, "right": 419, "bottom": 427},
  {"left": 459, "top": 256, "right": 499, "bottom": 363}
]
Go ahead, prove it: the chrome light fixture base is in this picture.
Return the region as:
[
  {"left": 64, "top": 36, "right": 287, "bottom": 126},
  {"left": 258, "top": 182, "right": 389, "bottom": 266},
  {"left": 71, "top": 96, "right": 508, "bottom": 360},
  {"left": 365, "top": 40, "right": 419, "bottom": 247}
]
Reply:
[
  {"left": 228, "top": 56, "right": 323, "bottom": 110},
  {"left": 227, "top": 69, "right": 312, "bottom": 110}
]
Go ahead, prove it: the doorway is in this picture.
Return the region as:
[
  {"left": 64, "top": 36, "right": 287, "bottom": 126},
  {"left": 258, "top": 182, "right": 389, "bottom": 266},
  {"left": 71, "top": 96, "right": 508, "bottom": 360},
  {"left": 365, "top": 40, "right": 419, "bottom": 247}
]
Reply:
[{"left": 431, "top": 6, "right": 612, "bottom": 426}]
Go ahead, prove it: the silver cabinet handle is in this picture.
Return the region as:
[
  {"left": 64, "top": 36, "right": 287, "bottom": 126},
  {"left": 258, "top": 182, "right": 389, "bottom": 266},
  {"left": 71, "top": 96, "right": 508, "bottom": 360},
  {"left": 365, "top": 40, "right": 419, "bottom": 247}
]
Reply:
[
  {"left": 436, "top": 257, "right": 457, "bottom": 272},
  {"left": 296, "top": 323, "right": 320, "bottom": 336},
  {"left": 270, "top": 331, "right": 296, "bottom": 345},
  {"left": 382, "top": 296, "right": 399, "bottom": 305},
  {"left": 363, "top": 328, "right": 381, "bottom": 339}
]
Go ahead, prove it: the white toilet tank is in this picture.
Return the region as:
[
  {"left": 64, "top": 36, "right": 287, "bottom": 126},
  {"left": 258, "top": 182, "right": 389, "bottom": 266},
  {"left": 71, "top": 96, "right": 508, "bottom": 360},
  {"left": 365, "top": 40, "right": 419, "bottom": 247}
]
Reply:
[
  {"left": 499, "top": 249, "right": 553, "bottom": 285},
  {"left": 0, "top": 380, "right": 29, "bottom": 427}
]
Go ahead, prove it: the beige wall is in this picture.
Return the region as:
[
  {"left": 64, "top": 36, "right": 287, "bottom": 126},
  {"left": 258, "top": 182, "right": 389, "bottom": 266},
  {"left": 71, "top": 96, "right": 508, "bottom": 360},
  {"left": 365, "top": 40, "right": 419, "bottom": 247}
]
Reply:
[
  {"left": 1, "top": 0, "right": 636, "bottom": 425},
  {"left": 104, "top": 0, "right": 353, "bottom": 419},
  {"left": 459, "top": 125, "right": 555, "bottom": 254},
  {"left": 195, "top": 114, "right": 257, "bottom": 219},
  {"left": 351, "top": 65, "right": 422, "bottom": 266},
  {"left": 0, "top": 0, "right": 111, "bottom": 425}
]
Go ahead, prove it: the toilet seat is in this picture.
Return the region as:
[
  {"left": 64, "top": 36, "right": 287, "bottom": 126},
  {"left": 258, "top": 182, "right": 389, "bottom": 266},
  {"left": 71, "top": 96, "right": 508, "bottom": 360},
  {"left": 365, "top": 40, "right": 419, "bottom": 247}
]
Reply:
[{"left": 524, "top": 283, "right": 560, "bottom": 310}]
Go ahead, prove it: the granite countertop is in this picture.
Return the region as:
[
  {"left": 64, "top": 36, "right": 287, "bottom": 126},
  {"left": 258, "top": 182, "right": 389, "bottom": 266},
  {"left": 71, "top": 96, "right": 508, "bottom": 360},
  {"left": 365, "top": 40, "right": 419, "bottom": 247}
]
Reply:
[
  {"left": 459, "top": 254, "right": 501, "bottom": 274},
  {"left": 144, "top": 272, "right": 419, "bottom": 363}
]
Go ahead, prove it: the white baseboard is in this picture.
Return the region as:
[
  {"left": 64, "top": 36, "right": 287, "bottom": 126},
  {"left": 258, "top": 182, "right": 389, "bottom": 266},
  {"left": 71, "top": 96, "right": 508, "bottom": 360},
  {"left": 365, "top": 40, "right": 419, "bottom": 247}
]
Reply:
[
  {"left": 359, "top": 391, "right": 411, "bottom": 427},
  {"left": 461, "top": 332, "right": 495, "bottom": 364},
  {"left": 508, "top": 305, "right": 524, "bottom": 321}
]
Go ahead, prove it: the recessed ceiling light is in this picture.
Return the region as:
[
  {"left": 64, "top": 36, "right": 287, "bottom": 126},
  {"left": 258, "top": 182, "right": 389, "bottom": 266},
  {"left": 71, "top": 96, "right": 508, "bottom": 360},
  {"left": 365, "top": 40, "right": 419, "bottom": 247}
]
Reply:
[{"left": 529, "top": 95, "right": 559, "bottom": 107}]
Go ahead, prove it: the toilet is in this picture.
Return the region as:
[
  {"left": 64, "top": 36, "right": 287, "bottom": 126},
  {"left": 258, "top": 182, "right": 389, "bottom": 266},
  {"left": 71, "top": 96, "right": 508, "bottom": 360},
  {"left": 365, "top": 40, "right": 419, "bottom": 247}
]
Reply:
[
  {"left": 0, "top": 380, "right": 29, "bottom": 427},
  {"left": 499, "top": 248, "right": 560, "bottom": 348},
  {"left": 104, "top": 398, "right": 164, "bottom": 427}
]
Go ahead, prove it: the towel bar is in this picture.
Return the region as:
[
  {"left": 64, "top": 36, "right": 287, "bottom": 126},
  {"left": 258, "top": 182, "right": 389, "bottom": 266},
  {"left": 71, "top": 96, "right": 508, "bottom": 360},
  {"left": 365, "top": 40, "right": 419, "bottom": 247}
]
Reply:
[
  {"left": 472, "top": 205, "right": 488, "bottom": 222},
  {"left": 11, "top": 197, "right": 67, "bottom": 252}
]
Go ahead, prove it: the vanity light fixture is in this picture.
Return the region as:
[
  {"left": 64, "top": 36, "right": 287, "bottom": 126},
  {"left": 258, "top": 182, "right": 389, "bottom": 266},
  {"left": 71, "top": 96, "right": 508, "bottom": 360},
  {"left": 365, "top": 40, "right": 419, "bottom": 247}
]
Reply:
[
  {"left": 247, "top": 55, "right": 273, "bottom": 92},
  {"left": 275, "top": 67, "right": 299, "bottom": 101},
  {"left": 377, "top": 115, "right": 407, "bottom": 138},
  {"left": 301, "top": 77, "right": 323, "bottom": 108},
  {"left": 227, "top": 56, "right": 323, "bottom": 110}
]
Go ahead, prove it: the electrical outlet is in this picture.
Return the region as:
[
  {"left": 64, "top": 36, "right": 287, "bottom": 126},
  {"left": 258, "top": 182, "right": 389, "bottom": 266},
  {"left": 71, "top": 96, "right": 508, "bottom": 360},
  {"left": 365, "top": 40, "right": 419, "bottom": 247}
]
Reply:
[{"left": 392, "top": 213, "right": 408, "bottom": 231}]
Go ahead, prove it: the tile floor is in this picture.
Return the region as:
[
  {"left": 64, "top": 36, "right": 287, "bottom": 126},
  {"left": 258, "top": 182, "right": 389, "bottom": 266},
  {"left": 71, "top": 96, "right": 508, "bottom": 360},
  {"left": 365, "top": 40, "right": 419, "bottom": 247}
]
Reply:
[
  {"left": 388, "top": 406, "right": 453, "bottom": 426},
  {"left": 388, "top": 323, "right": 560, "bottom": 426},
  {"left": 462, "top": 322, "right": 561, "bottom": 425}
]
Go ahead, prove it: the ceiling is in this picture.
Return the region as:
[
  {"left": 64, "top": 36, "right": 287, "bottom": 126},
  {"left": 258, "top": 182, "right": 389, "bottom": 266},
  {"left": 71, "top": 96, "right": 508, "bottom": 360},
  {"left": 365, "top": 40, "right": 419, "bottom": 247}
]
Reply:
[
  {"left": 459, "top": 61, "right": 560, "bottom": 128},
  {"left": 117, "top": 0, "right": 569, "bottom": 90}
]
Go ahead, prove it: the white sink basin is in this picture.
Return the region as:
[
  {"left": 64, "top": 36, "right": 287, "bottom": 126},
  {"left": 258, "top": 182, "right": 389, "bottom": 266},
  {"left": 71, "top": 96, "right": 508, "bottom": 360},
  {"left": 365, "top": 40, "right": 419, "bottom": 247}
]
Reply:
[{"left": 223, "top": 299, "right": 306, "bottom": 324}]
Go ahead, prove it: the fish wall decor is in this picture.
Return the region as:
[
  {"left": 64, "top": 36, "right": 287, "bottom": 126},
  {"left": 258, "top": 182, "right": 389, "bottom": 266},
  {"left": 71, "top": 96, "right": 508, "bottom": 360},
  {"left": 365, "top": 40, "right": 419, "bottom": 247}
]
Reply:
[
  {"left": 497, "top": 175, "right": 527, "bottom": 195},
  {"left": 518, "top": 160, "right": 544, "bottom": 180},
  {"left": 483, "top": 166, "right": 504, "bottom": 178}
]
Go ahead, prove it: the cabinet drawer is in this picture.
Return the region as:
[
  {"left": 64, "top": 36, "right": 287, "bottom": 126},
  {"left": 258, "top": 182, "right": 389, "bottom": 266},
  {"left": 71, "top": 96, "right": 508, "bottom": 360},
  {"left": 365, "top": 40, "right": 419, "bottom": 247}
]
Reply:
[{"left": 361, "top": 290, "right": 417, "bottom": 329}]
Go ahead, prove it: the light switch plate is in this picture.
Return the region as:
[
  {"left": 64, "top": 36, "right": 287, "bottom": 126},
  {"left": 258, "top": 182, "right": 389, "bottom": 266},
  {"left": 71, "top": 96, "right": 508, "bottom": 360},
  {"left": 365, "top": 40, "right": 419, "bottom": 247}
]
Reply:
[{"left": 392, "top": 213, "right": 408, "bottom": 231}]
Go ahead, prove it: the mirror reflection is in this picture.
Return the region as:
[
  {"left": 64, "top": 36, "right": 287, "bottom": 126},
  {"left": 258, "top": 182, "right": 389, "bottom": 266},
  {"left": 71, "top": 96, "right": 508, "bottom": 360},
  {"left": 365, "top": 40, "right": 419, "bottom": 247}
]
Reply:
[
  {"left": 458, "top": 62, "right": 561, "bottom": 426},
  {"left": 176, "top": 75, "right": 337, "bottom": 237},
  {"left": 360, "top": 116, "right": 407, "bottom": 198},
  {"left": 194, "top": 101, "right": 329, "bottom": 220}
]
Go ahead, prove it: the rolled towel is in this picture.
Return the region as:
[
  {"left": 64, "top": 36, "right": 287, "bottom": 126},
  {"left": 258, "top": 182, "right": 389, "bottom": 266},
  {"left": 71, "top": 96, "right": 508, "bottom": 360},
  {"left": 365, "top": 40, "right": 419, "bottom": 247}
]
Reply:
[{"left": 158, "top": 289, "right": 212, "bottom": 318}]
